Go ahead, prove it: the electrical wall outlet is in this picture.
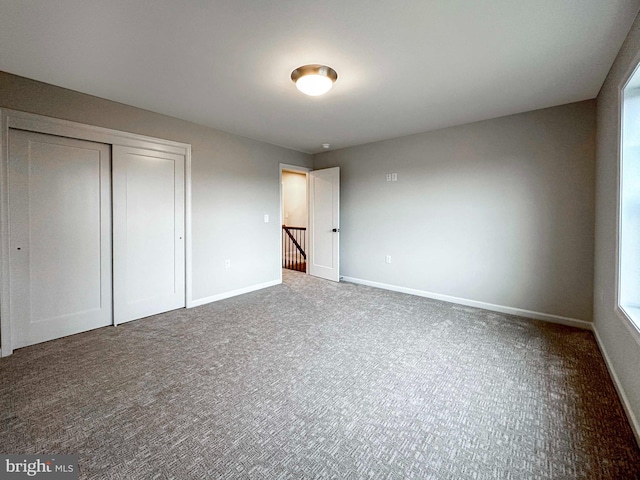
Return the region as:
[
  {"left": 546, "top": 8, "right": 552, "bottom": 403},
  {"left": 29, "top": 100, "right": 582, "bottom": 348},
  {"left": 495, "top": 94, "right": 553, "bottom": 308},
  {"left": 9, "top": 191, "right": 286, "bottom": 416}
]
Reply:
[
  {"left": 225, "top": 259, "right": 231, "bottom": 269},
  {"left": 385, "top": 255, "right": 392, "bottom": 264},
  {"left": 386, "top": 173, "right": 392, "bottom": 182}
]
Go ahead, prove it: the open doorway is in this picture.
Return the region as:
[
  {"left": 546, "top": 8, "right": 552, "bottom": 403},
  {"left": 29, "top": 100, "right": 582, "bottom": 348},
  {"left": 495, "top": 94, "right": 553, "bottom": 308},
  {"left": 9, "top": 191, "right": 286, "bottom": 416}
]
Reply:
[
  {"left": 279, "top": 163, "right": 341, "bottom": 282},
  {"left": 280, "top": 165, "right": 309, "bottom": 273}
]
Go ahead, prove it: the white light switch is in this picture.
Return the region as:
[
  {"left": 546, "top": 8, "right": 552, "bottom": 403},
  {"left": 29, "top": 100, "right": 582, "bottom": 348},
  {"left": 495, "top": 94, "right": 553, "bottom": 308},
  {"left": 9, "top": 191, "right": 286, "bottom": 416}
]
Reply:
[
  {"left": 385, "top": 255, "right": 392, "bottom": 264},
  {"left": 264, "top": 214, "right": 269, "bottom": 223},
  {"left": 391, "top": 173, "right": 398, "bottom": 181}
]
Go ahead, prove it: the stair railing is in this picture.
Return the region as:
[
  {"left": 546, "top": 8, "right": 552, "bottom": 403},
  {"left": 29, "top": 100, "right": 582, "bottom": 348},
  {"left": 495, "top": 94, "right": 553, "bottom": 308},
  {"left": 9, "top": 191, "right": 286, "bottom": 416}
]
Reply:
[{"left": 282, "top": 225, "right": 307, "bottom": 272}]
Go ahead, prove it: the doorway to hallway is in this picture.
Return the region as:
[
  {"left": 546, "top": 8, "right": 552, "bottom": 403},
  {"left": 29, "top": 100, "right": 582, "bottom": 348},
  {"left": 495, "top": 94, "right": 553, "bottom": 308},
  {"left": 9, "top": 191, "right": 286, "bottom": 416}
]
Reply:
[
  {"left": 282, "top": 168, "right": 308, "bottom": 273},
  {"left": 279, "top": 163, "right": 341, "bottom": 282}
]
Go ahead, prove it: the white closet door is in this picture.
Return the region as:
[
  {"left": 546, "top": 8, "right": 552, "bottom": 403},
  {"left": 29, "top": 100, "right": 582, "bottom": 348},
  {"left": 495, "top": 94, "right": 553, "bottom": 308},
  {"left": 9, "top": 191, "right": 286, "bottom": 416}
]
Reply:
[
  {"left": 112, "top": 145, "right": 185, "bottom": 324},
  {"left": 8, "top": 130, "right": 112, "bottom": 349}
]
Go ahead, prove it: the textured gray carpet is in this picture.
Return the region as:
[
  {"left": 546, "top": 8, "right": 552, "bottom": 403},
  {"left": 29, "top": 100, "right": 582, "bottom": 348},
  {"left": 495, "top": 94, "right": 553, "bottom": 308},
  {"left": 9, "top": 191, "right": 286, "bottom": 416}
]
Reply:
[{"left": 1, "top": 269, "right": 639, "bottom": 479}]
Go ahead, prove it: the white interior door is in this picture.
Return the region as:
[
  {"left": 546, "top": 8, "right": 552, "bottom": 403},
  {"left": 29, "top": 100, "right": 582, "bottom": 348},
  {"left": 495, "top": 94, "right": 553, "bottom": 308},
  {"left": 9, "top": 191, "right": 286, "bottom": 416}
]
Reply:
[
  {"left": 309, "top": 167, "right": 340, "bottom": 282},
  {"left": 112, "top": 145, "right": 185, "bottom": 324},
  {"left": 8, "top": 130, "right": 112, "bottom": 349}
]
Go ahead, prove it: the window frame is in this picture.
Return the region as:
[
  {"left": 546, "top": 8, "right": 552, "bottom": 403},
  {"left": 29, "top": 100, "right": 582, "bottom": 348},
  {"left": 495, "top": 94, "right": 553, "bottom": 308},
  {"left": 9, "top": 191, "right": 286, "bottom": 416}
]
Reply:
[{"left": 615, "top": 57, "right": 640, "bottom": 346}]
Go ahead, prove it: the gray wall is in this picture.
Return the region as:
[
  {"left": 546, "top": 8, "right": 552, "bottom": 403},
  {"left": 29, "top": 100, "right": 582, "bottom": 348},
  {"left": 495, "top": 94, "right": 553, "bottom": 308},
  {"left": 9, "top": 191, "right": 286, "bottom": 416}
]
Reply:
[
  {"left": 594, "top": 13, "right": 640, "bottom": 433},
  {"left": 0, "top": 71, "right": 312, "bottom": 304},
  {"left": 314, "top": 101, "right": 596, "bottom": 322}
]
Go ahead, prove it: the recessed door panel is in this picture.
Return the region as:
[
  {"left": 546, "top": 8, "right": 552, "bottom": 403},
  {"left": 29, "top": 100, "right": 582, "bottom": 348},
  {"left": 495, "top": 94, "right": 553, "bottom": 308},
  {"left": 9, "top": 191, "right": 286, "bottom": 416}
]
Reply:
[
  {"left": 113, "top": 146, "right": 185, "bottom": 324},
  {"left": 8, "top": 130, "right": 112, "bottom": 348}
]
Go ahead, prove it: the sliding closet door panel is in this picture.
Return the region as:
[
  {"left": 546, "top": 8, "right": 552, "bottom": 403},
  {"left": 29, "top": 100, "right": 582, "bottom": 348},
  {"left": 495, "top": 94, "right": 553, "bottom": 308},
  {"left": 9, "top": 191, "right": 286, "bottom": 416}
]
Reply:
[
  {"left": 8, "top": 130, "right": 112, "bottom": 349},
  {"left": 113, "top": 145, "right": 185, "bottom": 324}
]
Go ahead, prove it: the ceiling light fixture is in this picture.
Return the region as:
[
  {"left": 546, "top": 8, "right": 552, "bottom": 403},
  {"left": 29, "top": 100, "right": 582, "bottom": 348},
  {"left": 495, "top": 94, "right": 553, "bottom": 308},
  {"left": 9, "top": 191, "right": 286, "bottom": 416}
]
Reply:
[{"left": 291, "top": 64, "right": 338, "bottom": 96}]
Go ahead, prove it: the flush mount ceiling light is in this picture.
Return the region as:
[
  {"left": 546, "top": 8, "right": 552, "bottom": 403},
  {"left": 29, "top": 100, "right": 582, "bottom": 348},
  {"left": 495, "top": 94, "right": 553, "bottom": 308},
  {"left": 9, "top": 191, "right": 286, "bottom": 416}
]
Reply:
[{"left": 291, "top": 64, "right": 338, "bottom": 96}]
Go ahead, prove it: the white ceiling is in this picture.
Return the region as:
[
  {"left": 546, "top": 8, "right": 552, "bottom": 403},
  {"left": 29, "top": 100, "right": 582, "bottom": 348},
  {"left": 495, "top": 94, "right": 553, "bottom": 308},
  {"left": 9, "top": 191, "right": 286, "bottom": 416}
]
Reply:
[{"left": 1, "top": 1, "right": 638, "bottom": 154}]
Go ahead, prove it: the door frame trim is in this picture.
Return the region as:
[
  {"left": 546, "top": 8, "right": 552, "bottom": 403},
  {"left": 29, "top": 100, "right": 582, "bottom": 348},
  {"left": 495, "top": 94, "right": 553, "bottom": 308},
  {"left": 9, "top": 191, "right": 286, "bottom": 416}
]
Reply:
[
  {"left": 0, "top": 108, "right": 193, "bottom": 356},
  {"left": 279, "top": 163, "right": 310, "bottom": 283}
]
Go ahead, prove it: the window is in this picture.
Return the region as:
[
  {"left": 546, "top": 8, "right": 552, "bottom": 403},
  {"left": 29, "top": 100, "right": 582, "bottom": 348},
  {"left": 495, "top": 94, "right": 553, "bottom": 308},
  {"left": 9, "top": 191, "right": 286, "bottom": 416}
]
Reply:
[{"left": 618, "top": 66, "right": 640, "bottom": 339}]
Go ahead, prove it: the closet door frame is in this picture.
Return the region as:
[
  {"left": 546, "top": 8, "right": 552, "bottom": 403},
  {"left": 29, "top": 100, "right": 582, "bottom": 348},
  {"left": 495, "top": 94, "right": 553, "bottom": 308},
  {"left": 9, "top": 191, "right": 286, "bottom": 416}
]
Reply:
[{"left": 0, "top": 108, "right": 193, "bottom": 357}]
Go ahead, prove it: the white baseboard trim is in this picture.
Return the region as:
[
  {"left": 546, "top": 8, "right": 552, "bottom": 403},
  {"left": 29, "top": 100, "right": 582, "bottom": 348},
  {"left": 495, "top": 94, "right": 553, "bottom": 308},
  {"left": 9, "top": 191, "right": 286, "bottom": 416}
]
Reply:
[
  {"left": 341, "top": 276, "right": 592, "bottom": 330},
  {"left": 189, "top": 279, "right": 281, "bottom": 308},
  {"left": 592, "top": 326, "right": 640, "bottom": 446}
]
